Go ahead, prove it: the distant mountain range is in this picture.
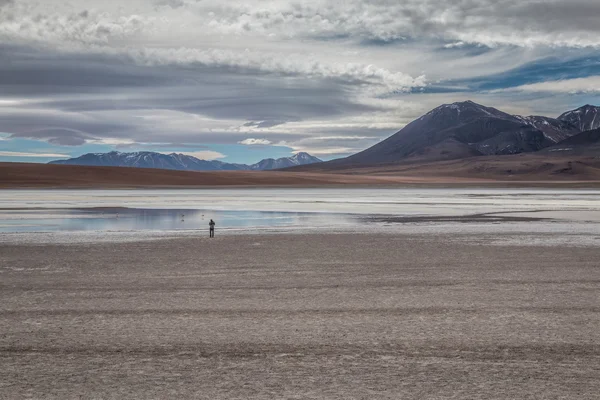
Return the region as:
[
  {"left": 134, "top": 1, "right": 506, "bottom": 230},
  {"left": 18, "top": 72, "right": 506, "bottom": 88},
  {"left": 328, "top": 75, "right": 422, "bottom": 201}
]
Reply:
[
  {"left": 303, "top": 102, "right": 600, "bottom": 169},
  {"left": 48, "top": 102, "right": 600, "bottom": 175},
  {"left": 49, "top": 151, "right": 322, "bottom": 171}
]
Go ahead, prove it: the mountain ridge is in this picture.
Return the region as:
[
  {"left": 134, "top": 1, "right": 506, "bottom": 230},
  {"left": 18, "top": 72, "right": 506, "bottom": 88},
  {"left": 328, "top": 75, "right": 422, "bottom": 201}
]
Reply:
[
  {"left": 543, "top": 127, "right": 600, "bottom": 156},
  {"left": 49, "top": 151, "right": 322, "bottom": 171},
  {"left": 558, "top": 105, "right": 600, "bottom": 132},
  {"left": 303, "top": 101, "right": 599, "bottom": 169}
]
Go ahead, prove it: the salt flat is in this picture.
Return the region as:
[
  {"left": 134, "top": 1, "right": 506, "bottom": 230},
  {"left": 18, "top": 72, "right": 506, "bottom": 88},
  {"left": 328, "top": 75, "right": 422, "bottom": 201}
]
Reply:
[{"left": 1, "top": 232, "right": 599, "bottom": 399}]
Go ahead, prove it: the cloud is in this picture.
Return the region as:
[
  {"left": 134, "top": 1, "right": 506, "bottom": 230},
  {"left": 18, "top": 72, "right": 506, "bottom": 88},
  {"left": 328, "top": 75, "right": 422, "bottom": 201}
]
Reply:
[
  {"left": 495, "top": 76, "right": 600, "bottom": 94},
  {"left": 167, "top": 150, "right": 226, "bottom": 160},
  {"left": 291, "top": 147, "right": 357, "bottom": 156},
  {"left": 239, "top": 138, "right": 273, "bottom": 145},
  {"left": 0, "top": 151, "right": 69, "bottom": 158},
  {"left": 8, "top": 128, "right": 95, "bottom": 146},
  {"left": 243, "top": 120, "right": 288, "bottom": 128},
  {"left": 0, "top": 99, "right": 26, "bottom": 106},
  {"left": 154, "top": 0, "right": 185, "bottom": 9},
  {"left": 5, "top": 1, "right": 600, "bottom": 50},
  {"left": 1, "top": 1, "right": 600, "bottom": 160}
]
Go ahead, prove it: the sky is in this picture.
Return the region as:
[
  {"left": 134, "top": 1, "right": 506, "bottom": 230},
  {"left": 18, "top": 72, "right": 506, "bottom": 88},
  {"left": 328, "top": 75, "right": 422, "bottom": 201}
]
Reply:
[{"left": 1, "top": 0, "right": 600, "bottom": 164}]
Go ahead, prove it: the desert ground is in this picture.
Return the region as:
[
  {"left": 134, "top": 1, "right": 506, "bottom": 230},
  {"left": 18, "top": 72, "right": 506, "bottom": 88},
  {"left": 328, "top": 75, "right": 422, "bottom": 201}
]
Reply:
[
  {"left": 2, "top": 159, "right": 600, "bottom": 189},
  {"left": 1, "top": 232, "right": 599, "bottom": 399},
  {"left": 292, "top": 153, "right": 600, "bottom": 181},
  {"left": 0, "top": 162, "right": 477, "bottom": 189}
]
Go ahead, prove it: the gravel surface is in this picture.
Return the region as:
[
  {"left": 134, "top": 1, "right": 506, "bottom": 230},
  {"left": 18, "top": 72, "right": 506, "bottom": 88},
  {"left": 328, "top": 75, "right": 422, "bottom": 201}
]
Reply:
[{"left": 1, "top": 233, "right": 599, "bottom": 399}]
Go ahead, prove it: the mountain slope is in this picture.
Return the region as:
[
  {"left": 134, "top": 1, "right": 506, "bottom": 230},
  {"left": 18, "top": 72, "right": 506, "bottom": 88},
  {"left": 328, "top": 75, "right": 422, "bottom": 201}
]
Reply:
[
  {"left": 49, "top": 151, "right": 322, "bottom": 171},
  {"left": 544, "top": 127, "right": 600, "bottom": 156},
  {"left": 312, "top": 101, "right": 598, "bottom": 168},
  {"left": 49, "top": 152, "right": 247, "bottom": 171},
  {"left": 339, "top": 101, "right": 550, "bottom": 165},
  {"left": 250, "top": 152, "right": 322, "bottom": 170},
  {"left": 558, "top": 105, "right": 600, "bottom": 132},
  {"left": 474, "top": 126, "right": 550, "bottom": 155},
  {"left": 514, "top": 115, "right": 579, "bottom": 143}
]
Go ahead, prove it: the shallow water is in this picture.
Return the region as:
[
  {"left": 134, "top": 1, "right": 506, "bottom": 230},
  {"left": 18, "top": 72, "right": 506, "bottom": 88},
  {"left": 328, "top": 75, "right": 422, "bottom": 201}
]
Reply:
[
  {"left": 0, "top": 208, "right": 356, "bottom": 233},
  {"left": 1, "top": 188, "right": 599, "bottom": 234},
  {"left": 3, "top": 188, "right": 600, "bottom": 214}
]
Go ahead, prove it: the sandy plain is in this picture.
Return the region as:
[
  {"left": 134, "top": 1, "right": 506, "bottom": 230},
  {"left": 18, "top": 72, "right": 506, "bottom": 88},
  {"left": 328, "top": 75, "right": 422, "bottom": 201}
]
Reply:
[
  {"left": 2, "top": 161, "right": 600, "bottom": 189},
  {"left": 1, "top": 232, "right": 599, "bottom": 399}
]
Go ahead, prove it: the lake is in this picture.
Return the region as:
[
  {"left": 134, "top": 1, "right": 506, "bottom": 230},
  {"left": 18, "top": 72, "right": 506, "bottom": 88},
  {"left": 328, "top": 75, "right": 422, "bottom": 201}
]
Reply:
[{"left": 1, "top": 188, "right": 600, "bottom": 236}]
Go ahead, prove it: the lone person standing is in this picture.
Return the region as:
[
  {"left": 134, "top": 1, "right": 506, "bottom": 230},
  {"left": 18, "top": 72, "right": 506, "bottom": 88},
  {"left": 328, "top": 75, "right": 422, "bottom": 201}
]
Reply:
[{"left": 209, "top": 219, "right": 216, "bottom": 238}]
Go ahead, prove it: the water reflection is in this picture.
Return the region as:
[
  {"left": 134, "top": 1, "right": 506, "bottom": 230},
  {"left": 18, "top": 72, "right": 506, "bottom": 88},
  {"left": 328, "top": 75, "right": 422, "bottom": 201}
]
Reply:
[
  {"left": 0, "top": 208, "right": 354, "bottom": 233},
  {"left": 1, "top": 188, "right": 600, "bottom": 234}
]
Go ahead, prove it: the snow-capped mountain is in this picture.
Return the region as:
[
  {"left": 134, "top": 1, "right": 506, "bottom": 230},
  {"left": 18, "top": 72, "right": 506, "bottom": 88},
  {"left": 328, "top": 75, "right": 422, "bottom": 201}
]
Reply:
[
  {"left": 250, "top": 152, "right": 322, "bottom": 170},
  {"left": 514, "top": 115, "right": 579, "bottom": 143},
  {"left": 49, "top": 151, "right": 322, "bottom": 171},
  {"left": 48, "top": 151, "right": 248, "bottom": 171},
  {"left": 558, "top": 105, "right": 600, "bottom": 132}
]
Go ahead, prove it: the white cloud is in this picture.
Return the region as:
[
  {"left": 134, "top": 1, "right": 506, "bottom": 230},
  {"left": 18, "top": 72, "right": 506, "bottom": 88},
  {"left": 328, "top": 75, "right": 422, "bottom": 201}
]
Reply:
[
  {"left": 166, "top": 150, "right": 226, "bottom": 160},
  {"left": 0, "top": 99, "right": 26, "bottom": 106},
  {"left": 88, "top": 138, "right": 137, "bottom": 146},
  {"left": 495, "top": 76, "right": 600, "bottom": 94},
  {"left": 0, "top": 151, "right": 70, "bottom": 158},
  {"left": 238, "top": 138, "right": 273, "bottom": 145},
  {"left": 4, "top": 0, "right": 600, "bottom": 51},
  {"left": 444, "top": 42, "right": 466, "bottom": 49},
  {"left": 291, "top": 146, "right": 357, "bottom": 156}
]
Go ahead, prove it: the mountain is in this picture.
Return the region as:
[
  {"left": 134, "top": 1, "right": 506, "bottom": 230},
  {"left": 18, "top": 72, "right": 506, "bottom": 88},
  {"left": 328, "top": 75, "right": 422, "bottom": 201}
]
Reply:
[
  {"left": 514, "top": 115, "right": 579, "bottom": 143},
  {"left": 558, "top": 105, "right": 600, "bottom": 132},
  {"left": 49, "top": 151, "right": 322, "bottom": 171},
  {"left": 47, "top": 102, "right": 598, "bottom": 174},
  {"left": 49, "top": 151, "right": 248, "bottom": 171},
  {"left": 250, "top": 152, "right": 322, "bottom": 170},
  {"left": 473, "top": 126, "right": 550, "bottom": 156},
  {"left": 544, "top": 127, "right": 600, "bottom": 156},
  {"left": 337, "top": 101, "right": 554, "bottom": 165},
  {"left": 307, "top": 101, "right": 593, "bottom": 168}
]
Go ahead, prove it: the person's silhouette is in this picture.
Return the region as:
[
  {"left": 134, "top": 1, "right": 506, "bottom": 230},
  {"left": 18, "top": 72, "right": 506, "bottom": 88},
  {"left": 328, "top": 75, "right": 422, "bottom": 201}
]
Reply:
[{"left": 209, "top": 219, "right": 215, "bottom": 238}]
